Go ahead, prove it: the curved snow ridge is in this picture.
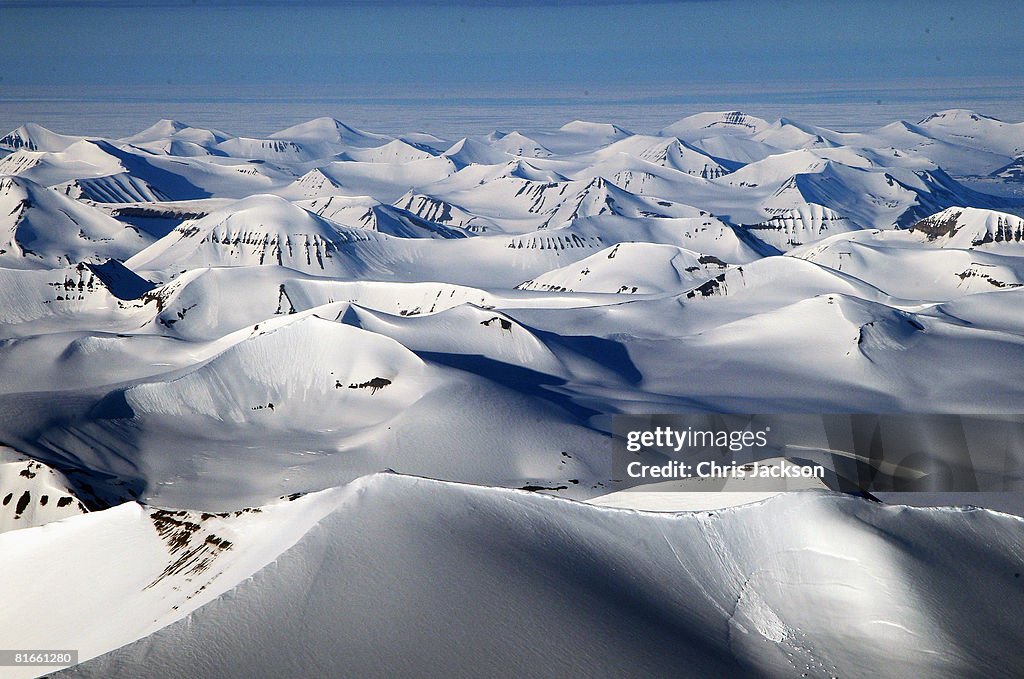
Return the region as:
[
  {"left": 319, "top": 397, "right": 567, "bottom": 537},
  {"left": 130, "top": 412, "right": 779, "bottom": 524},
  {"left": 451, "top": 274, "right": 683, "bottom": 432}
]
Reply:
[
  {"left": 677, "top": 254, "right": 894, "bottom": 305},
  {"left": 214, "top": 137, "right": 316, "bottom": 162},
  {"left": 334, "top": 301, "right": 571, "bottom": 379},
  {"left": 360, "top": 203, "right": 472, "bottom": 240},
  {"left": 561, "top": 151, "right": 716, "bottom": 196},
  {"left": 0, "top": 140, "right": 128, "bottom": 187},
  {"left": 547, "top": 212, "right": 759, "bottom": 265},
  {"left": 267, "top": 117, "right": 391, "bottom": 147},
  {"left": 293, "top": 192, "right": 379, "bottom": 218},
  {"left": 557, "top": 119, "right": 633, "bottom": 141},
  {"left": 541, "top": 176, "right": 707, "bottom": 229},
  {"left": 0, "top": 175, "right": 149, "bottom": 269},
  {"left": 790, "top": 229, "right": 1024, "bottom": 301},
  {"left": 118, "top": 119, "right": 230, "bottom": 147},
  {"left": 683, "top": 292, "right": 925, "bottom": 356},
  {"left": 135, "top": 265, "right": 646, "bottom": 341},
  {"left": 0, "top": 483, "right": 349, "bottom": 679},
  {"left": 488, "top": 131, "right": 555, "bottom": 159},
  {"left": 55, "top": 173, "right": 170, "bottom": 204},
  {"left": 645, "top": 293, "right": 933, "bottom": 410},
  {"left": 59, "top": 473, "right": 1024, "bottom": 679},
  {"left": 443, "top": 137, "right": 514, "bottom": 167},
  {"left": 0, "top": 149, "right": 46, "bottom": 176},
  {"left": 715, "top": 148, "right": 832, "bottom": 188},
  {"left": 338, "top": 139, "right": 437, "bottom": 164},
  {"left": 0, "top": 123, "right": 90, "bottom": 156},
  {"left": 280, "top": 167, "right": 344, "bottom": 199},
  {"left": 133, "top": 266, "right": 617, "bottom": 342},
  {"left": 517, "top": 242, "right": 729, "bottom": 294},
  {"left": 298, "top": 193, "right": 475, "bottom": 240},
  {"left": 590, "top": 135, "right": 737, "bottom": 179},
  {"left": 0, "top": 330, "right": 206, "bottom": 395},
  {"left": 936, "top": 286, "right": 1024, "bottom": 336},
  {"left": 280, "top": 278, "right": 500, "bottom": 318},
  {"left": 124, "top": 314, "right": 433, "bottom": 425}
]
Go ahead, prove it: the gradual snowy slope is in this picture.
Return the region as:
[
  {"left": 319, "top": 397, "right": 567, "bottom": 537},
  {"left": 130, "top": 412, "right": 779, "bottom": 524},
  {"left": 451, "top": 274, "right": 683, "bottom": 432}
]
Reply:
[
  {"left": 516, "top": 242, "right": 728, "bottom": 294},
  {"left": 47, "top": 473, "right": 1024, "bottom": 679},
  {"left": 0, "top": 176, "right": 150, "bottom": 268},
  {"left": 0, "top": 484, "right": 343, "bottom": 679}
]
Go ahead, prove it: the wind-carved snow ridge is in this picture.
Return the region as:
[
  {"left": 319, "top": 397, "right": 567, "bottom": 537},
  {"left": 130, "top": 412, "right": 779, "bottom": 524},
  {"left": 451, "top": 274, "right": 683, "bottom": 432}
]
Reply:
[
  {"left": 14, "top": 474, "right": 1022, "bottom": 679},
  {"left": 1, "top": 111, "right": 1024, "bottom": 677}
]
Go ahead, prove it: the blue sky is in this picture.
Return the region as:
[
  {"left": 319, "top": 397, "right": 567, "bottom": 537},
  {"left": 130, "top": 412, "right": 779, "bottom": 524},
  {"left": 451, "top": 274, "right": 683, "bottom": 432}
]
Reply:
[{"left": 2, "top": 0, "right": 1022, "bottom": 90}]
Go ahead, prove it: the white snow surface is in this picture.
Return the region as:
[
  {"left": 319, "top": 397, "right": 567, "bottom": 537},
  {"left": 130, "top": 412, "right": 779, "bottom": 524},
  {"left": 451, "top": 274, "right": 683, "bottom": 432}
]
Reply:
[
  {"left": 22, "top": 473, "right": 1024, "bottom": 679},
  {"left": 1, "top": 111, "right": 1024, "bottom": 677}
]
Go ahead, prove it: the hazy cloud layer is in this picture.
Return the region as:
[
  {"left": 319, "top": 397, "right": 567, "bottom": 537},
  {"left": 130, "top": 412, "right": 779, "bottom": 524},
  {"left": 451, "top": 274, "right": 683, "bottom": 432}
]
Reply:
[{"left": 2, "top": 0, "right": 1020, "bottom": 89}]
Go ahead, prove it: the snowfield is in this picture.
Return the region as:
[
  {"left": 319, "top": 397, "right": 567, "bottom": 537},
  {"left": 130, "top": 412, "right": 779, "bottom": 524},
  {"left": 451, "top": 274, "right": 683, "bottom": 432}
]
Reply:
[
  {"left": 6, "top": 473, "right": 1020, "bottom": 679},
  {"left": 1, "top": 109, "right": 1024, "bottom": 677}
]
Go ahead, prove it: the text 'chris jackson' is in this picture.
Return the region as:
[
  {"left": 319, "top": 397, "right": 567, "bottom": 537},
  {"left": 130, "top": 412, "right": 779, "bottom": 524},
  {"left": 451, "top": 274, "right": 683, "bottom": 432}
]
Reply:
[{"left": 626, "top": 459, "right": 826, "bottom": 480}]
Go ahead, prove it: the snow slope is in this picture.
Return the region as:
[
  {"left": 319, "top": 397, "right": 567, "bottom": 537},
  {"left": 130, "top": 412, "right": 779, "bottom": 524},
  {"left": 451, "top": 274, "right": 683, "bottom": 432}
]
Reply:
[
  {"left": 0, "top": 176, "right": 150, "bottom": 268},
  {"left": 49, "top": 473, "right": 1024, "bottom": 679},
  {"left": 0, "top": 485, "right": 343, "bottom": 679},
  {"left": 1, "top": 109, "right": 1024, "bottom": 678},
  {"left": 0, "top": 448, "right": 87, "bottom": 533}
]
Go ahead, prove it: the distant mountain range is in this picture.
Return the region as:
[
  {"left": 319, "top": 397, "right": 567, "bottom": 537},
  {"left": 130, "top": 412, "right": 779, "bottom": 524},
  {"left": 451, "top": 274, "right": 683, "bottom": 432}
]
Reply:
[{"left": 2, "top": 109, "right": 1024, "bottom": 678}]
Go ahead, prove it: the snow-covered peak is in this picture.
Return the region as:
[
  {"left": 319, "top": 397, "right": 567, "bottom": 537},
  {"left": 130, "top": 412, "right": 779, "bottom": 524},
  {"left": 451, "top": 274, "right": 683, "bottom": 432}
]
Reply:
[
  {"left": 916, "top": 109, "right": 1024, "bottom": 158},
  {"left": 269, "top": 117, "right": 391, "bottom": 147},
  {"left": 119, "top": 119, "right": 231, "bottom": 146},
  {"left": 660, "top": 111, "right": 771, "bottom": 139},
  {"left": 340, "top": 138, "right": 436, "bottom": 164},
  {"left": 442, "top": 137, "right": 512, "bottom": 166},
  {"left": 488, "top": 130, "right": 554, "bottom": 158},
  {"left": 500, "top": 159, "right": 567, "bottom": 182},
  {"left": 0, "top": 175, "right": 149, "bottom": 268},
  {"left": 558, "top": 120, "right": 633, "bottom": 139},
  {"left": 45, "top": 474, "right": 1024, "bottom": 679},
  {"left": 0, "top": 122, "right": 82, "bottom": 153},
  {"left": 918, "top": 109, "right": 1002, "bottom": 126},
  {"left": 910, "top": 206, "right": 1024, "bottom": 248}
]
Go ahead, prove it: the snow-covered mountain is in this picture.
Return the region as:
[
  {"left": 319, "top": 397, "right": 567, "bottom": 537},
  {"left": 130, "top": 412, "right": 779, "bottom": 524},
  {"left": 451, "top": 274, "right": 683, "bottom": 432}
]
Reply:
[
  {"left": 660, "top": 110, "right": 772, "bottom": 139},
  {"left": 487, "top": 130, "right": 555, "bottom": 158},
  {"left": 909, "top": 206, "right": 1024, "bottom": 248},
  {"left": 992, "top": 156, "right": 1024, "bottom": 182},
  {"left": 119, "top": 119, "right": 231, "bottom": 146},
  {"left": 0, "top": 176, "right": 150, "bottom": 268},
  {"left": 18, "top": 474, "right": 1024, "bottom": 679},
  {"left": 125, "top": 193, "right": 394, "bottom": 274},
  {"left": 0, "top": 123, "right": 83, "bottom": 153},
  {"left": 516, "top": 242, "right": 728, "bottom": 293},
  {"left": 917, "top": 109, "right": 1024, "bottom": 159},
  {"left": 269, "top": 116, "right": 392, "bottom": 148},
  {"left": 2, "top": 109, "right": 1024, "bottom": 677},
  {"left": 0, "top": 448, "right": 87, "bottom": 533}
]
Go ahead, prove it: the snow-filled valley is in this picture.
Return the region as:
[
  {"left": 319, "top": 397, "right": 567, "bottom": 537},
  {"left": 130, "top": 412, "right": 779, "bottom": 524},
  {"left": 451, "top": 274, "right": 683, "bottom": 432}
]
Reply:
[{"left": 1, "top": 110, "right": 1024, "bottom": 678}]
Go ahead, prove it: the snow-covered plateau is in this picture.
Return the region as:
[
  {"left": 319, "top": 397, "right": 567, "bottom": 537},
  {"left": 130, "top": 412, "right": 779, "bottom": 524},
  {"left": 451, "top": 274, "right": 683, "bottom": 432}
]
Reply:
[{"left": 1, "top": 110, "right": 1024, "bottom": 678}]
